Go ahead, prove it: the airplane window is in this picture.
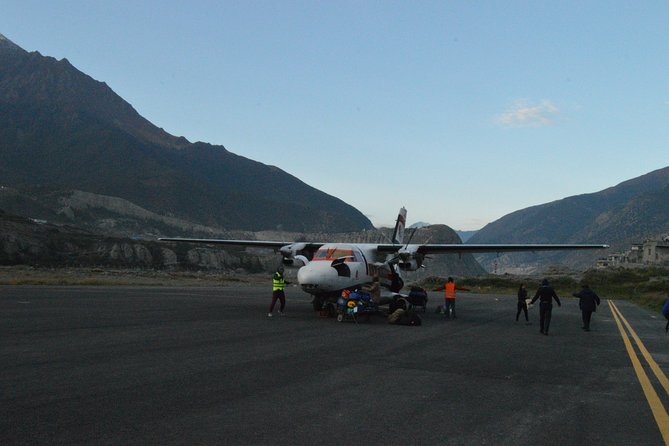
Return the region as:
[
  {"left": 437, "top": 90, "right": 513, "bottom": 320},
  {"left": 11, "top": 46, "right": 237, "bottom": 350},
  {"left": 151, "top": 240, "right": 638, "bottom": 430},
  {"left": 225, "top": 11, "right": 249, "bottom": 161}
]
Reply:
[{"left": 313, "top": 246, "right": 359, "bottom": 262}]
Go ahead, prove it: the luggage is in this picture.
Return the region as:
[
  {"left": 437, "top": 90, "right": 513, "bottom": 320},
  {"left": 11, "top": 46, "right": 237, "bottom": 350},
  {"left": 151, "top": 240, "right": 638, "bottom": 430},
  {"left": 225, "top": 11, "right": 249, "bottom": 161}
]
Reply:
[
  {"left": 388, "top": 308, "right": 422, "bottom": 326},
  {"left": 388, "top": 308, "right": 405, "bottom": 324},
  {"left": 397, "top": 311, "right": 422, "bottom": 326},
  {"left": 407, "top": 286, "right": 428, "bottom": 312}
]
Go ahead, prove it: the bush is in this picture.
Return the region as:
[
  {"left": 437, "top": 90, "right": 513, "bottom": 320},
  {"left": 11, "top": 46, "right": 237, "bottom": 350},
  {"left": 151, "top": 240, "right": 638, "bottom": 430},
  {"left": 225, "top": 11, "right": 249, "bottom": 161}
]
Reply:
[{"left": 419, "top": 267, "right": 669, "bottom": 313}]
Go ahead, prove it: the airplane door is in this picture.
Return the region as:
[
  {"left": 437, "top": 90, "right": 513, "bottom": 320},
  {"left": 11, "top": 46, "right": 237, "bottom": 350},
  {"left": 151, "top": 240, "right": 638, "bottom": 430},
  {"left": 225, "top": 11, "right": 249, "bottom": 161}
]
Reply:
[{"left": 331, "top": 258, "right": 351, "bottom": 277}]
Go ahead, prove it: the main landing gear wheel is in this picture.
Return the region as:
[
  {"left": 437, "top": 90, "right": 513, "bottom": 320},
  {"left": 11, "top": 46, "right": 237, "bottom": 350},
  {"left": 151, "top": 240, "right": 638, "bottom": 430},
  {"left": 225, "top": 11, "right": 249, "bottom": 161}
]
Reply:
[
  {"left": 312, "top": 295, "right": 323, "bottom": 312},
  {"left": 390, "top": 297, "right": 408, "bottom": 313},
  {"left": 324, "top": 302, "right": 337, "bottom": 318}
]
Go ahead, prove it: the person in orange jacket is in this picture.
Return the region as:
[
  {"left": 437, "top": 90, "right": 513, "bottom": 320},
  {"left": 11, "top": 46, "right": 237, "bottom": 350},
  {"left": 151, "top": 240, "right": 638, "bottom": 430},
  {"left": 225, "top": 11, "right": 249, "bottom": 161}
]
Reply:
[{"left": 436, "top": 277, "right": 469, "bottom": 319}]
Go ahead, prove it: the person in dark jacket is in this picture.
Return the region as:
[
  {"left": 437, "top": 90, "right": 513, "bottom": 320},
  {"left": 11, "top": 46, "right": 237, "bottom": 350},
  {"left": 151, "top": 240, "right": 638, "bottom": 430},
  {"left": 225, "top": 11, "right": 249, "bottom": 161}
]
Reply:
[
  {"left": 516, "top": 284, "right": 529, "bottom": 323},
  {"left": 662, "top": 297, "right": 669, "bottom": 333},
  {"left": 530, "top": 279, "right": 561, "bottom": 335},
  {"left": 572, "top": 284, "right": 601, "bottom": 331}
]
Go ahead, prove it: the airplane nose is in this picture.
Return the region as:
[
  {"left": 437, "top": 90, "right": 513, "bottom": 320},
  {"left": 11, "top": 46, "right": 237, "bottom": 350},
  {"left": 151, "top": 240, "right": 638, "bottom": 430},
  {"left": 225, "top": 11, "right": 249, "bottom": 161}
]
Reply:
[{"left": 298, "top": 263, "right": 337, "bottom": 293}]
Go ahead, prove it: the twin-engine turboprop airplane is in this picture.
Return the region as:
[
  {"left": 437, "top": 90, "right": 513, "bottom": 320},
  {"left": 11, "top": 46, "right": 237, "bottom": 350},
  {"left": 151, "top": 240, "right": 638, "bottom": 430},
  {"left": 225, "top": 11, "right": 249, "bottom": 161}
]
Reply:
[{"left": 159, "top": 208, "right": 608, "bottom": 311}]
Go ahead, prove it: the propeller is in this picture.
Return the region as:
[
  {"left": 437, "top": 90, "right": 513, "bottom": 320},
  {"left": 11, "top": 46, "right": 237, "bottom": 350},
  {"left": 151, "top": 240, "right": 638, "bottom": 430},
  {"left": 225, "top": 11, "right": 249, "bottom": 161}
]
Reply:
[{"left": 387, "top": 227, "right": 419, "bottom": 265}]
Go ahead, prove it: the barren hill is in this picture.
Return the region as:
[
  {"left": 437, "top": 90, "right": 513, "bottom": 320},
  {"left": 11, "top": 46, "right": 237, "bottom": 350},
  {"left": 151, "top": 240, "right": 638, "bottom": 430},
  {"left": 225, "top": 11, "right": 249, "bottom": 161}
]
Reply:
[{"left": 0, "top": 33, "right": 372, "bottom": 234}]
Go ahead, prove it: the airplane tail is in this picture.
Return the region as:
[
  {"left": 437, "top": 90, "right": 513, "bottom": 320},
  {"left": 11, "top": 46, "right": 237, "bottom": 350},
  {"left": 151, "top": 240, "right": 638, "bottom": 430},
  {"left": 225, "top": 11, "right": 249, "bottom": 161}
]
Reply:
[{"left": 391, "top": 207, "right": 407, "bottom": 245}]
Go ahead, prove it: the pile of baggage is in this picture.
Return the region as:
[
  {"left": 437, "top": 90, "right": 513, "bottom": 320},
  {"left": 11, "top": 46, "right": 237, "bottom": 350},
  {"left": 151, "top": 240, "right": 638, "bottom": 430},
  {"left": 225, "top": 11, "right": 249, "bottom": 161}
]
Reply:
[
  {"left": 336, "top": 289, "right": 378, "bottom": 322},
  {"left": 407, "top": 286, "right": 428, "bottom": 312}
]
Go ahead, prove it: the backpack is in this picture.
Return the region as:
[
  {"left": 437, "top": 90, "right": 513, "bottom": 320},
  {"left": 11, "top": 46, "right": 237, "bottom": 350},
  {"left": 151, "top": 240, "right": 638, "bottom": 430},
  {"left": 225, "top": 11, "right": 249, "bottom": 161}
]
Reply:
[
  {"left": 408, "top": 287, "right": 428, "bottom": 306},
  {"left": 388, "top": 308, "right": 405, "bottom": 324},
  {"left": 397, "top": 311, "right": 422, "bottom": 326}
]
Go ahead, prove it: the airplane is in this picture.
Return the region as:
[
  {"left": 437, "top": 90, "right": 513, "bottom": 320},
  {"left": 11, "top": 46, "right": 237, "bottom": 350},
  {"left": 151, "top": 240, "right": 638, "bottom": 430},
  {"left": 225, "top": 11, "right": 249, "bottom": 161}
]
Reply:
[{"left": 159, "top": 207, "right": 608, "bottom": 313}]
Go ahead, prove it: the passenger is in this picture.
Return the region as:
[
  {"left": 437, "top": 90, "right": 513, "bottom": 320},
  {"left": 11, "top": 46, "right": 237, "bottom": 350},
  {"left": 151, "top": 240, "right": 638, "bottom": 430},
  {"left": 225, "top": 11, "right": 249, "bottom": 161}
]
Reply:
[
  {"left": 662, "top": 296, "right": 669, "bottom": 333},
  {"left": 572, "top": 283, "right": 601, "bottom": 331},
  {"left": 530, "top": 279, "right": 561, "bottom": 335},
  {"left": 436, "top": 277, "right": 469, "bottom": 319},
  {"left": 516, "top": 284, "right": 530, "bottom": 324},
  {"left": 268, "top": 265, "right": 289, "bottom": 317},
  {"left": 363, "top": 274, "right": 381, "bottom": 304}
]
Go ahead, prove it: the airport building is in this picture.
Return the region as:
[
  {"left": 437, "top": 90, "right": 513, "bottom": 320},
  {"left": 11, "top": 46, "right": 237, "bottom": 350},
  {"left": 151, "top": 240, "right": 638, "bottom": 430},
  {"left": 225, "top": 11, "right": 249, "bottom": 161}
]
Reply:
[{"left": 597, "top": 236, "right": 669, "bottom": 268}]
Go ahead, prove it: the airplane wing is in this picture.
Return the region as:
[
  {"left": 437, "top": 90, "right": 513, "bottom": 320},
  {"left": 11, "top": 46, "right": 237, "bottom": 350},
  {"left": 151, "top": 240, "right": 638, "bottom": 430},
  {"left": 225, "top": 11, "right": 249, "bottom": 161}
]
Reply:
[
  {"left": 158, "top": 238, "right": 326, "bottom": 260},
  {"left": 377, "top": 243, "right": 609, "bottom": 255},
  {"left": 159, "top": 238, "right": 299, "bottom": 249},
  {"left": 160, "top": 238, "right": 608, "bottom": 255}
]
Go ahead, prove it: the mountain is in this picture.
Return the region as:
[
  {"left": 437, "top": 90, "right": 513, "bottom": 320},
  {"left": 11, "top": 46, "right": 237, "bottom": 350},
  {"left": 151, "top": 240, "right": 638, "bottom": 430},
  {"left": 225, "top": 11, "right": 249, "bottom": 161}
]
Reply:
[
  {"left": 0, "top": 206, "right": 484, "bottom": 277},
  {"left": 469, "top": 166, "right": 669, "bottom": 272},
  {"left": 408, "top": 221, "right": 431, "bottom": 229},
  {"left": 402, "top": 224, "right": 485, "bottom": 278},
  {"left": 0, "top": 33, "right": 373, "bottom": 234},
  {"left": 0, "top": 208, "right": 272, "bottom": 271},
  {"left": 456, "top": 230, "right": 477, "bottom": 243}
]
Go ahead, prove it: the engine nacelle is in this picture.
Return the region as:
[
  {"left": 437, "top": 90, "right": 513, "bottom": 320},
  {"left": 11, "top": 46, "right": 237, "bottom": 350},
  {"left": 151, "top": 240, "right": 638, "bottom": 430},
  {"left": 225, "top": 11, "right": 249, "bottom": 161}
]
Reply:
[
  {"left": 282, "top": 255, "right": 308, "bottom": 268},
  {"left": 279, "top": 243, "right": 309, "bottom": 268},
  {"left": 396, "top": 249, "right": 423, "bottom": 271},
  {"left": 398, "top": 259, "right": 420, "bottom": 271}
]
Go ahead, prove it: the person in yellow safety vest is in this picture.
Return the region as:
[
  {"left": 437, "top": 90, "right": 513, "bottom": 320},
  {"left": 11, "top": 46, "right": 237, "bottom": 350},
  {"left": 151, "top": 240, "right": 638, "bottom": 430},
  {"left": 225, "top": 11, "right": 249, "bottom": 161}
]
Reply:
[
  {"left": 438, "top": 276, "right": 469, "bottom": 319},
  {"left": 268, "top": 265, "right": 290, "bottom": 318}
]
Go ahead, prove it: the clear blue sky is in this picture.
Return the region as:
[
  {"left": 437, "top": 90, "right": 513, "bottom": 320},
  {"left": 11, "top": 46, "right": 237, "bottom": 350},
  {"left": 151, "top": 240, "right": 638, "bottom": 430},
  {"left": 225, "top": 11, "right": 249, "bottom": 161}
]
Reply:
[{"left": 2, "top": 1, "right": 668, "bottom": 230}]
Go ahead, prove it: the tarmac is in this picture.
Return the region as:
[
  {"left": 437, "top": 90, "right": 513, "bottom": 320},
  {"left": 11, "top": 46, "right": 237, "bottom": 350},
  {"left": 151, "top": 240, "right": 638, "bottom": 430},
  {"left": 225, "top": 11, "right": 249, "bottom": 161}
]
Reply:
[{"left": 2, "top": 285, "right": 669, "bottom": 445}]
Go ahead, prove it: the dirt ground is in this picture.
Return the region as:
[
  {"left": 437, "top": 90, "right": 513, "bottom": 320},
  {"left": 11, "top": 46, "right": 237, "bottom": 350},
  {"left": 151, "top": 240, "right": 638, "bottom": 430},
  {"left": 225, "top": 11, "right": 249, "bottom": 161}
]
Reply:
[{"left": 0, "top": 266, "right": 268, "bottom": 287}]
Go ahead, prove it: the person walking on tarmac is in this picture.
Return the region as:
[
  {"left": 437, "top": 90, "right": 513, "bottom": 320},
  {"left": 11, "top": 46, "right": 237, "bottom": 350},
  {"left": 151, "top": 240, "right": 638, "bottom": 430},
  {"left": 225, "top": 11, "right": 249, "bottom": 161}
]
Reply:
[
  {"left": 268, "top": 265, "right": 289, "bottom": 317},
  {"left": 438, "top": 277, "right": 469, "bottom": 319},
  {"left": 661, "top": 296, "right": 669, "bottom": 333},
  {"left": 530, "top": 279, "right": 561, "bottom": 335},
  {"left": 516, "top": 283, "right": 530, "bottom": 323},
  {"left": 572, "top": 283, "right": 600, "bottom": 331}
]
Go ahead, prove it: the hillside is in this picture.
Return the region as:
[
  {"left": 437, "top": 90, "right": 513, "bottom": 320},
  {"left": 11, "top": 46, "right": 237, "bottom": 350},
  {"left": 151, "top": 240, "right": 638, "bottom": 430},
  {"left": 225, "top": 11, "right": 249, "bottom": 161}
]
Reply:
[
  {"left": 0, "top": 209, "right": 273, "bottom": 271},
  {"left": 0, "top": 208, "right": 484, "bottom": 278},
  {"left": 0, "top": 33, "right": 372, "bottom": 234},
  {"left": 469, "top": 166, "right": 669, "bottom": 272}
]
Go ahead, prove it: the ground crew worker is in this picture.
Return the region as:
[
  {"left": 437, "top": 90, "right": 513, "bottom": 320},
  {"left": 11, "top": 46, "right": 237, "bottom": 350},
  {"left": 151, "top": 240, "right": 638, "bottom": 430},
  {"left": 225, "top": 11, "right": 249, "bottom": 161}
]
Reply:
[
  {"left": 363, "top": 274, "right": 381, "bottom": 304},
  {"left": 437, "top": 277, "right": 469, "bottom": 319},
  {"left": 268, "top": 265, "right": 289, "bottom": 317},
  {"left": 530, "top": 279, "right": 561, "bottom": 335},
  {"left": 572, "top": 284, "right": 600, "bottom": 331},
  {"left": 516, "top": 283, "right": 529, "bottom": 323}
]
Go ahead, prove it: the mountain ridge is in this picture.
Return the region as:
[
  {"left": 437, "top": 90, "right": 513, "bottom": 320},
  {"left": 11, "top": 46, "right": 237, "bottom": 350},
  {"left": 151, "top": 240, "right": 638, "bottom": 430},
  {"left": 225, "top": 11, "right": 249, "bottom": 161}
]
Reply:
[
  {"left": 0, "top": 34, "right": 373, "bottom": 233},
  {"left": 470, "top": 166, "right": 669, "bottom": 271}
]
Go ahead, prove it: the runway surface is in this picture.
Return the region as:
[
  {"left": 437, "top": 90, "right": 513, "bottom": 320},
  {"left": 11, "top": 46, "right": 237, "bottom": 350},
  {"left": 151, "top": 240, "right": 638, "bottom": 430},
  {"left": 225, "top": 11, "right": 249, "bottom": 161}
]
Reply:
[{"left": 2, "top": 285, "right": 669, "bottom": 445}]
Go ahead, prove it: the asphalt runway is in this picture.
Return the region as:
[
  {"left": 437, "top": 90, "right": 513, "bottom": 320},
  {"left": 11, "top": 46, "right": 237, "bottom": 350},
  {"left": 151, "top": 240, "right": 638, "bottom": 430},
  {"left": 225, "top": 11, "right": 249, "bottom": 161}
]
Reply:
[{"left": 2, "top": 285, "right": 669, "bottom": 445}]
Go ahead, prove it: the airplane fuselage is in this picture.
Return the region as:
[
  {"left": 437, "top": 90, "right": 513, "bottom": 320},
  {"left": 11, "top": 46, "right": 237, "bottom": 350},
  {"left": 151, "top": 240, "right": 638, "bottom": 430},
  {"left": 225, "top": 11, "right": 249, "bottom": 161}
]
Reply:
[{"left": 296, "top": 243, "right": 400, "bottom": 298}]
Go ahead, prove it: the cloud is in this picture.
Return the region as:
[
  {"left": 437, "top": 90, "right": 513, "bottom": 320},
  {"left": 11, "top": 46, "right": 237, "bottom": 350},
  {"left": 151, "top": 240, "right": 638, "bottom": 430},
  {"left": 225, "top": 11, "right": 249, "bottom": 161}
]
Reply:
[{"left": 495, "top": 100, "right": 559, "bottom": 127}]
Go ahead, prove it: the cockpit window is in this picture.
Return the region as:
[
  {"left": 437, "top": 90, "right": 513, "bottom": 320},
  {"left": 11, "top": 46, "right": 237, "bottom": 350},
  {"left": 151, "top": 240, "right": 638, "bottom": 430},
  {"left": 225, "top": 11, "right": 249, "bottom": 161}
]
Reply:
[{"left": 313, "top": 245, "right": 360, "bottom": 262}]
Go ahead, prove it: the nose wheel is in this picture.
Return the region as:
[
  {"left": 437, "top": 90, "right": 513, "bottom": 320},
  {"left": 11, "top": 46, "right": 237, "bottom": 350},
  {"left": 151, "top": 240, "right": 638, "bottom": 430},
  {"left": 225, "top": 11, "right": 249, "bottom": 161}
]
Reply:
[{"left": 312, "top": 295, "right": 323, "bottom": 312}]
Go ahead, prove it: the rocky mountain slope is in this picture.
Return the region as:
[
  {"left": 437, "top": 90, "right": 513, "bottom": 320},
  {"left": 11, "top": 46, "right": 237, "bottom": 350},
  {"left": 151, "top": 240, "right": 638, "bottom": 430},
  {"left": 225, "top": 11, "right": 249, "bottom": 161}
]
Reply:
[
  {"left": 470, "top": 166, "right": 669, "bottom": 272},
  {"left": 0, "top": 210, "right": 268, "bottom": 271},
  {"left": 0, "top": 209, "right": 484, "bottom": 277},
  {"left": 0, "top": 33, "right": 372, "bottom": 234}
]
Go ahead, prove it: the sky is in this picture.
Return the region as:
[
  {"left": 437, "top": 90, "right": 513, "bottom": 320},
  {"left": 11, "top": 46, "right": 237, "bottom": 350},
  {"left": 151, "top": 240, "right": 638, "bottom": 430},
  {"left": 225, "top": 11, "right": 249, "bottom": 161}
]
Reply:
[{"left": 2, "top": 1, "right": 668, "bottom": 230}]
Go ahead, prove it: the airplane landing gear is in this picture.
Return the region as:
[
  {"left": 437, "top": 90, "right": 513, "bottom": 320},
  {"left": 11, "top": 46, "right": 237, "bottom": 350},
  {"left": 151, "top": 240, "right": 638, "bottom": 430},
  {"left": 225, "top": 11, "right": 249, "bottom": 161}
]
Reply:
[{"left": 312, "top": 295, "right": 323, "bottom": 312}]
